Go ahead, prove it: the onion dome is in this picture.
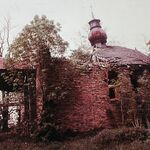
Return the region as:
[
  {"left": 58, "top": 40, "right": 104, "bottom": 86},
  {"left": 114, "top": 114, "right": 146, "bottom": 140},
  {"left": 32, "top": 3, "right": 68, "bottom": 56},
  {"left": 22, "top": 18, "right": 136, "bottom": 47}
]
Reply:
[{"left": 88, "top": 19, "right": 107, "bottom": 47}]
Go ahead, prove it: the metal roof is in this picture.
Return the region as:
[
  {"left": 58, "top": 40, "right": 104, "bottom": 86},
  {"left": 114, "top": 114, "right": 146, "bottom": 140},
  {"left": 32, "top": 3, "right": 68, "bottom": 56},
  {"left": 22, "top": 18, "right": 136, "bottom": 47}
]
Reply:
[{"left": 92, "top": 46, "right": 150, "bottom": 65}]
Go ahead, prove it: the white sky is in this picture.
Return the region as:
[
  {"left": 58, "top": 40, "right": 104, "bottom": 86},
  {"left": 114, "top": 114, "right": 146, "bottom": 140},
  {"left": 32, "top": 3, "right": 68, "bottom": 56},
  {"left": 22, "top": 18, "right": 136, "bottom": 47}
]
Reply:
[{"left": 0, "top": 0, "right": 150, "bottom": 54}]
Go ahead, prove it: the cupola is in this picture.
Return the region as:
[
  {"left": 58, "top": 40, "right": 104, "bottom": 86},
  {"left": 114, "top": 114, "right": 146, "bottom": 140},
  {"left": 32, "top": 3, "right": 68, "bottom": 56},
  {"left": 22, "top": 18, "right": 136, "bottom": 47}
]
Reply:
[{"left": 88, "top": 19, "right": 107, "bottom": 48}]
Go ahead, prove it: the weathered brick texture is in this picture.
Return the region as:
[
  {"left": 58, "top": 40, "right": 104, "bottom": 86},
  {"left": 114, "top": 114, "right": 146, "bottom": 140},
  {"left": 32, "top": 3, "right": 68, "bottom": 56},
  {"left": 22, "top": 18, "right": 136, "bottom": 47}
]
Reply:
[{"left": 54, "top": 66, "right": 112, "bottom": 132}]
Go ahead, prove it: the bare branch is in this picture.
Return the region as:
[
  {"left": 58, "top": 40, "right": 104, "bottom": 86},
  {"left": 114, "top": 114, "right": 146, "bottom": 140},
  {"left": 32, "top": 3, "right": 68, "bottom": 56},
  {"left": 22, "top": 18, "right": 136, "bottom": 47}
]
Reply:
[
  {"left": 0, "top": 16, "right": 11, "bottom": 57},
  {"left": 4, "top": 16, "right": 11, "bottom": 48}
]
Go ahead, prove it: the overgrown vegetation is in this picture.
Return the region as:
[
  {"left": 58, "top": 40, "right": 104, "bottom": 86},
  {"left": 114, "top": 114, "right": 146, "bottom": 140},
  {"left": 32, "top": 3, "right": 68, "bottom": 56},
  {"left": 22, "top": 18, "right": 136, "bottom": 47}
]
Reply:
[
  {"left": 1, "top": 15, "right": 69, "bottom": 137},
  {"left": 0, "top": 127, "right": 149, "bottom": 150},
  {"left": 108, "top": 66, "right": 150, "bottom": 128},
  {"left": 0, "top": 14, "right": 150, "bottom": 150}
]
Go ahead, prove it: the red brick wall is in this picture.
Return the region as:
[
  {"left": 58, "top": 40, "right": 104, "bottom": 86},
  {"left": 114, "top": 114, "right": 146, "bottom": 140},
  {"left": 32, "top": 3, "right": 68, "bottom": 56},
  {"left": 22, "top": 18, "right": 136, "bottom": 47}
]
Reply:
[
  {"left": 7, "top": 58, "right": 115, "bottom": 132},
  {"left": 54, "top": 66, "right": 113, "bottom": 132}
]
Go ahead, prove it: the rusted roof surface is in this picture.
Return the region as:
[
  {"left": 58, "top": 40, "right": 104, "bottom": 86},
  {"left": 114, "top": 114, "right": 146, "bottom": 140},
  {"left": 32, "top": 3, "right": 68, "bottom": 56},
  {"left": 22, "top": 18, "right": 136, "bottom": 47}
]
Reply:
[{"left": 92, "top": 46, "right": 150, "bottom": 65}]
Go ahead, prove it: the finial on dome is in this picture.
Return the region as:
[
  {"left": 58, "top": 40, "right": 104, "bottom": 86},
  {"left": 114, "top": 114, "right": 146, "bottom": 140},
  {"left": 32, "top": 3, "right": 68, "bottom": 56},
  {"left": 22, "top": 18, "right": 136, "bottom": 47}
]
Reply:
[{"left": 90, "top": 5, "right": 95, "bottom": 19}]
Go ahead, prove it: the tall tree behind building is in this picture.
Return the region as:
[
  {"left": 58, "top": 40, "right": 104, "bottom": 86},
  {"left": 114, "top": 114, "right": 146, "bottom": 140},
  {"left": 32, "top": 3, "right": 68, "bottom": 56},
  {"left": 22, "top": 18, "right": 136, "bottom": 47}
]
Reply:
[
  {"left": 8, "top": 15, "right": 68, "bottom": 65},
  {"left": 5, "top": 15, "right": 68, "bottom": 135}
]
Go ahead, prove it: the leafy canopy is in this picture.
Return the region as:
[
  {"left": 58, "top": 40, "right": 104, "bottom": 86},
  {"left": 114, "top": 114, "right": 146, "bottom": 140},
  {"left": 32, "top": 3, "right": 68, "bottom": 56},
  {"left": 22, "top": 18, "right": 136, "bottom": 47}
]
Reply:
[{"left": 9, "top": 15, "right": 68, "bottom": 66}]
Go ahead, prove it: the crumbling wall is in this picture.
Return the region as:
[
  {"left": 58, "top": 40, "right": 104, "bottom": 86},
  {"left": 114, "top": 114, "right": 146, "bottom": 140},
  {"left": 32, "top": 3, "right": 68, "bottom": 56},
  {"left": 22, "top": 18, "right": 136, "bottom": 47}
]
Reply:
[
  {"left": 107, "top": 67, "right": 136, "bottom": 127},
  {"left": 136, "top": 69, "right": 150, "bottom": 127},
  {"left": 53, "top": 64, "right": 112, "bottom": 132},
  {"left": 36, "top": 58, "right": 150, "bottom": 133},
  {"left": 109, "top": 66, "right": 150, "bottom": 128}
]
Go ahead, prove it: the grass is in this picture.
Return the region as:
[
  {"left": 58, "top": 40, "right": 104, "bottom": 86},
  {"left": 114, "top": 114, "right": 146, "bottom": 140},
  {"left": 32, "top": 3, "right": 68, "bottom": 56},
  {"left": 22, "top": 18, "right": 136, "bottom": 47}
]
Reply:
[{"left": 0, "top": 127, "right": 150, "bottom": 150}]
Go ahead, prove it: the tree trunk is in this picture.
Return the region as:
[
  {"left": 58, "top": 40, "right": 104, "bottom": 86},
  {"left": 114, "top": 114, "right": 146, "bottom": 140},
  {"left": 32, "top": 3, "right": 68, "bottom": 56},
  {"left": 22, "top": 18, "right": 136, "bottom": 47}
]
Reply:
[{"left": 2, "top": 92, "right": 9, "bottom": 132}]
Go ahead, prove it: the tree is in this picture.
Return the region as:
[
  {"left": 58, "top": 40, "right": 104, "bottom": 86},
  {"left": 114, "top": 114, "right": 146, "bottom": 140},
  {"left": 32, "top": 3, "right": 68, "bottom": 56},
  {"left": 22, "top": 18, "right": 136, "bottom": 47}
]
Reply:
[
  {"left": 70, "top": 29, "right": 92, "bottom": 65},
  {"left": 115, "top": 70, "right": 136, "bottom": 126},
  {"left": 0, "top": 17, "right": 11, "bottom": 131},
  {"left": 5, "top": 15, "right": 68, "bottom": 136},
  {"left": 7, "top": 15, "right": 68, "bottom": 100},
  {"left": 0, "top": 17, "right": 11, "bottom": 57},
  {"left": 8, "top": 15, "right": 68, "bottom": 66},
  {"left": 146, "top": 40, "right": 150, "bottom": 56},
  {"left": 137, "top": 70, "right": 150, "bottom": 128},
  {"left": 70, "top": 47, "right": 91, "bottom": 64}
]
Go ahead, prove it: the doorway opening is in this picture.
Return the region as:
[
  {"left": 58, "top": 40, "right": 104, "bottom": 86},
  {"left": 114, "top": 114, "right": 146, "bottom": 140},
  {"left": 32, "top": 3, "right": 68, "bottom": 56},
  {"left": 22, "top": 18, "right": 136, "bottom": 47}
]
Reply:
[{"left": 0, "top": 69, "right": 36, "bottom": 133}]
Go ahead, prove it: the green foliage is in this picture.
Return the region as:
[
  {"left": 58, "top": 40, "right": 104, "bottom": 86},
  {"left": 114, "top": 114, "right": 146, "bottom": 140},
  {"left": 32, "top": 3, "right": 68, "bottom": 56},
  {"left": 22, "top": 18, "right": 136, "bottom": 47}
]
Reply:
[
  {"left": 111, "top": 69, "right": 137, "bottom": 126},
  {"left": 8, "top": 15, "right": 68, "bottom": 66},
  {"left": 0, "top": 127, "right": 149, "bottom": 150},
  {"left": 0, "top": 70, "right": 35, "bottom": 91},
  {"left": 70, "top": 47, "right": 91, "bottom": 64},
  {"left": 136, "top": 69, "right": 150, "bottom": 128},
  {"left": 92, "top": 127, "right": 149, "bottom": 150},
  {"left": 69, "top": 47, "right": 92, "bottom": 74},
  {"left": 36, "top": 58, "right": 77, "bottom": 140},
  {"left": 4, "top": 15, "right": 69, "bottom": 138}
]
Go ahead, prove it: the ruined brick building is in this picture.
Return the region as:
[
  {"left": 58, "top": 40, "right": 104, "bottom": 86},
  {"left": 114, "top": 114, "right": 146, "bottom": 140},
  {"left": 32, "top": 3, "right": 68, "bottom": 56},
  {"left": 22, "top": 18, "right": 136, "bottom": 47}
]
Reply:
[
  {"left": 52, "top": 18, "right": 150, "bottom": 132},
  {"left": 0, "top": 18, "right": 150, "bottom": 133}
]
